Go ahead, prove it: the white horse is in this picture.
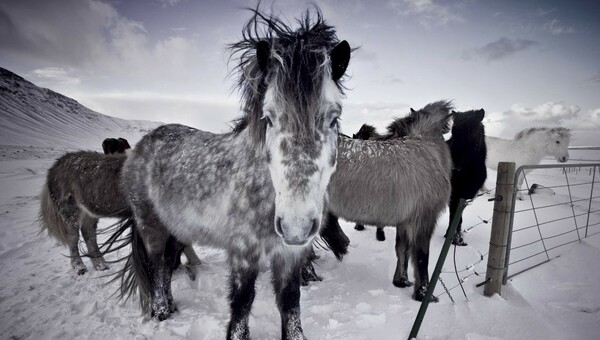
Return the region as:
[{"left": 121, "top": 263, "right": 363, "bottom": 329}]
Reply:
[{"left": 485, "top": 127, "right": 571, "bottom": 199}]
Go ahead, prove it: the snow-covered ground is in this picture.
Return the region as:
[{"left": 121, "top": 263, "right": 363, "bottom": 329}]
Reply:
[
  {"left": 2, "top": 68, "right": 600, "bottom": 339},
  {"left": 1, "top": 144, "right": 599, "bottom": 340}
]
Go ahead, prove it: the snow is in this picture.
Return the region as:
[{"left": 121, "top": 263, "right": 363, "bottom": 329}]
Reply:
[
  {"left": 1, "top": 68, "right": 600, "bottom": 339},
  {"left": 0, "top": 68, "right": 161, "bottom": 149}
]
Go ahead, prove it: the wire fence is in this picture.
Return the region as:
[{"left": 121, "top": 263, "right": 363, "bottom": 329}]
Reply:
[
  {"left": 503, "top": 162, "right": 600, "bottom": 281},
  {"left": 434, "top": 146, "right": 600, "bottom": 302}
]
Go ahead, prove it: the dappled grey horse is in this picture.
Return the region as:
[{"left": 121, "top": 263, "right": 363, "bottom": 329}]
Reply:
[
  {"left": 110, "top": 9, "right": 351, "bottom": 339},
  {"left": 325, "top": 101, "right": 453, "bottom": 301}
]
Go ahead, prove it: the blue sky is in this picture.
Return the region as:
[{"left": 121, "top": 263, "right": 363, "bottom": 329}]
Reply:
[{"left": 1, "top": 0, "right": 599, "bottom": 144}]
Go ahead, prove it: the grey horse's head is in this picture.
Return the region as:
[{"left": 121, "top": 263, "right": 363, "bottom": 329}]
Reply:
[
  {"left": 230, "top": 9, "right": 351, "bottom": 246},
  {"left": 515, "top": 127, "right": 571, "bottom": 163},
  {"left": 546, "top": 127, "right": 571, "bottom": 163}
]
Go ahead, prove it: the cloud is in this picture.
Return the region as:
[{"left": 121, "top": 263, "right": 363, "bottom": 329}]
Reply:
[
  {"left": 462, "top": 37, "right": 539, "bottom": 61},
  {"left": 483, "top": 101, "right": 589, "bottom": 139},
  {"left": 535, "top": 8, "right": 557, "bottom": 17},
  {"left": 76, "top": 91, "right": 239, "bottom": 132},
  {"left": 584, "top": 75, "right": 600, "bottom": 86},
  {"left": 156, "top": 0, "right": 184, "bottom": 8},
  {"left": 541, "top": 19, "right": 575, "bottom": 35},
  {"left": 388, "top": 0, "right": 462, "bottom": 27},
  {"left": 502, "top": 102, "right": 580, "bottom": 123},
  {"left": 29, "top": 67, "right": 81, "bottom": 86},
  {"left": 0, "top": 0, "right": 210, "bottom": 86},
  {"left": 565, "top": 107, "right": 600, "bottom": 130}
]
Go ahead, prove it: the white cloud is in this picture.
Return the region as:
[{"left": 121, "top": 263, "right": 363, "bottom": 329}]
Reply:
[
  {"left": 542, "top": 19, "right": 575, "bottom": 35},
  {"left": 483, "top": 101, "right": 597, "bottom": 140},
  {"left": 156, "top": 0, "right": 184, "bottom": 8},
  {"left": 566, "top": 107, "right": 600, "bottom": 130},
  {"left": 388, "top": 0, "right": 463, "bottom": 27},
  {"left": 584, "top": 75, "right": 600, "bottom": 87},
  {"left": 462, "top": 37, "right": 539, "bottom": 61},
  {"left": 502, "top": 102, "right": 579, "bottom": 123},
  {"left": 29, "top": 67, "right": 81, "bottom": 86},
  {"left": 0, "top": 0, "right": 211, "bottom": 87}
]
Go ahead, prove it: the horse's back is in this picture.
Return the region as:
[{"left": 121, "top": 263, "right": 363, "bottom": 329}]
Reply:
[
  {"left": 328, "top": 137, "right": 451, "bottom": 225},
  {"left": 122, "top": 124, "right": 271, "bottom": 246},
  {"left": 47, "top": 151, "right": 128, "bottom": 216}
]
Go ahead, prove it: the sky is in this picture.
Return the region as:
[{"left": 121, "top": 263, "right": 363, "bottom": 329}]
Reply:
[{"left": 1, "top": 0, "right": 599, "bottom": 144}]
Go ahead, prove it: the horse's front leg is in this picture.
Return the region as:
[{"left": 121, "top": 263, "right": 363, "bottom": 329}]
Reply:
[
  {"left": 392, "top": 227, "right": 412, "bottom": 288},
  {"left": 136, "top": 222, "right": 172, "bottom": 320},
  {"left": 164, "top": 235, "right": 185, "bottom": 313},
  {"left": 226, "top": 251, "right": 259, "bottom": 340},
  {"left": 516, "top": 174, "right": 526, "bottom": 200},
  {"left": 412, "top": 232, "right": 438, "bottom": 302},
  {"left": 271, "top": 250, "right": 308, "bottom": 340}
]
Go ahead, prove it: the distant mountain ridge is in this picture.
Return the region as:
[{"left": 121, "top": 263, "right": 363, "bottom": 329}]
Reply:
[{"left": 0, "top": 67, "right": 162, "bottom": 150}]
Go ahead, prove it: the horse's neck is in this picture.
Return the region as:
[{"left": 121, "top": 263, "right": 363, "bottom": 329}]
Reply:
[
  {"left": 232, "top": 129, "right": 267, "bottom": 163},
  {"left": 512, "top": 134, "right": 548, "bottom": 163}
]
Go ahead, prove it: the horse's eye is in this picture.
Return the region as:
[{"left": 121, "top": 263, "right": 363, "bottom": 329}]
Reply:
[
  {"left": 264, "top": 116, "right": 273, "bottom": 128},
  {"left": 329, "top": 117, "right": 339, "bottom": 129},
  {"left": 556, "top": 141, "right": 560, "bottom": 144}
]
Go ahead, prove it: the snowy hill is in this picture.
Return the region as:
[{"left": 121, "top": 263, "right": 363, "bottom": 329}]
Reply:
[{"left": 0, "top": 67, "right": 161, "bottom": 150}]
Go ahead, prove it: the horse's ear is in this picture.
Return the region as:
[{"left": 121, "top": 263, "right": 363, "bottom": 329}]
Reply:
[
  {"left": 451, "top": 110, "right": 456, "bottom": 114},
  {"left": 476, "top": 109, "right": 485, "bottom": 121},
  {"left": 330, "top": 40, "right": 351, "bottom": 81},
  {"left": 256, "top": 40, "right": 270, "bottom": 72},
  {"left": 410, "top": 108, "right": 416, "bottom": 113}
]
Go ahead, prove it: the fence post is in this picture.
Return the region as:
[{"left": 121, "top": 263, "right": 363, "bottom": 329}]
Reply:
[
  {"left": 408, "top": 199, "right": 468, "bottom": 340},
  {"left": 484, "top": 162, "right": 515, "bottom": 297}
]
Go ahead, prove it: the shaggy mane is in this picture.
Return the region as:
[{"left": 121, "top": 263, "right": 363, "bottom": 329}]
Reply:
[{"left": 228, "top": 6, "right": 347, "bottom": 143}]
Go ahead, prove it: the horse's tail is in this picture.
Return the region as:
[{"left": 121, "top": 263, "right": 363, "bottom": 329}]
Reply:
[
  {"left": 403, "top": 100, "right": 453, "bottom": 138},
  {"left": 102, "top": 215, "right": 153, "bottom": 314},
  {"left": 317, "top": 212, "right": 349, "bottom": 261},
  {"left": 39, "top": 183, "right": 70, "bottom": 245}
]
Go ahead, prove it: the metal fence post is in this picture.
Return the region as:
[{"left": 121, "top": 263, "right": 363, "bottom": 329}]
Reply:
[
  {"left": 408, "top": 199, "right": 467, "bottom": 340},
  {"left": 484, "top": 162, "right": 515, "bottom": 297}
]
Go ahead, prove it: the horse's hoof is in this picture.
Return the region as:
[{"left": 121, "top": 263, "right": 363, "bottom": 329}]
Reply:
[
  {"left": 376, "top": 230, "right": 386, "bottom": 241},
  {"left": 413, "top": 286, "right": 438, "bottom": 302},
  {"left": 152, "top": 308, "right": 171, "bottom": 321},
  {"left": 300, "top": 265, "right": 323, "bottom": 286},
  {"left": 451, "top": 233, "right": 467, "bottom": 246},
  {"left": 73, "top": 262, "right": 88, "bottom": 275},
  {"left": 393, "top": 277, "right": 413, "bottom": 288},
  {"left": 354, "top": 224, "right": 365, "bottom": 231},
  {"left": 416, "top": 294, "right": 438, "bottom": 303}
]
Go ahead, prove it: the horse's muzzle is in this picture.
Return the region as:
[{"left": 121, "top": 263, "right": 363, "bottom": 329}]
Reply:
[{"left": 276, "top": 216, "right": 319, "bottom": 246}]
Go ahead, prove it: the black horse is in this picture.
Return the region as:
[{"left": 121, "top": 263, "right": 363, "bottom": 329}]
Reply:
[
  {"left": 445, "top": 109, "right": 487, "bottom": 246},
  {"left": 102, "top": 137, "right": 131, "bottom": 155}
]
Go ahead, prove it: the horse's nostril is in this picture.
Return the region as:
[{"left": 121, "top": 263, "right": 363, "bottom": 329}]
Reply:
[
  {"left": 308, "top": 218, "right": 320, "bottom": 237},
  {"left": 275, "top": 217, "right": 283, "bottom": 236}
]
